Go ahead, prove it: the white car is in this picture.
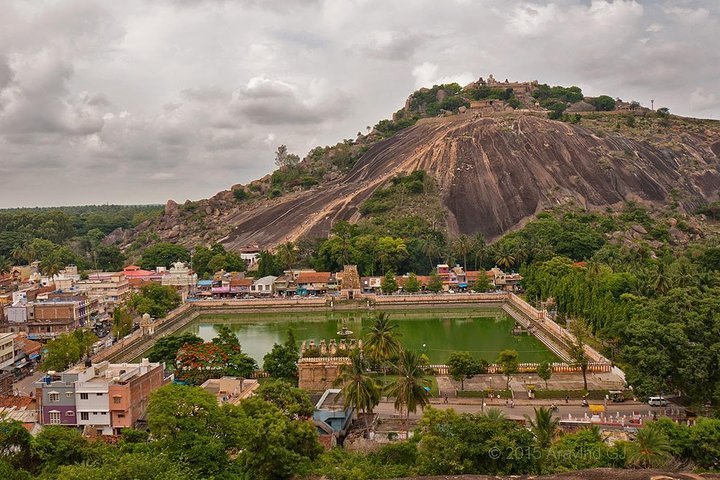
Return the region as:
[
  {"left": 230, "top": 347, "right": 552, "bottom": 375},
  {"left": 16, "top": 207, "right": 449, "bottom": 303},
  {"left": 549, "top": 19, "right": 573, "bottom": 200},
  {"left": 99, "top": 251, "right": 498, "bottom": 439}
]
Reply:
[{"left": 648, "top": 396, "right": 669, "bottom": 407}]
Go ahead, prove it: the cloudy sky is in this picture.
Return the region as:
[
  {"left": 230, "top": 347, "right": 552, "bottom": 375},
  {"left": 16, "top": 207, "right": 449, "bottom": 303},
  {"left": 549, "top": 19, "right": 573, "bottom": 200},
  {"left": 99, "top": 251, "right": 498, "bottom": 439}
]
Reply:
[{"left": 0, "top": 0, "right": 718, "bottom": 208}]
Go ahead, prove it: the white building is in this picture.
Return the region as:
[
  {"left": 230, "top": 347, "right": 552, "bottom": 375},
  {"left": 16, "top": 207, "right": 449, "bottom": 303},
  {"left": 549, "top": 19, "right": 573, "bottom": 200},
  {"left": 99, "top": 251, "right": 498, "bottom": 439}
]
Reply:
[
  {"left": 161, "top": 262, "right": 198, "bottom": 289},
  {"left": 75, "top": 272, "right": 130, "bottom": 313},
  {"left": 0, "top": 333, "right": 16, "bottom": 370},
  {"left": 251, "top": 275, "right": 277, "bottom": 295}
]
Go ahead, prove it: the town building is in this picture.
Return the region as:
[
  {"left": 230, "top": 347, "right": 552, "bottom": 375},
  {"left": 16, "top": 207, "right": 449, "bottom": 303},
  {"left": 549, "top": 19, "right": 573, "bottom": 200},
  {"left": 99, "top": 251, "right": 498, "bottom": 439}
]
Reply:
[
  {"left": 36, "top": 358, "right": 170, "bottom": 435},
  {"left": 251, "top": 275, "right": 277, "bottom": 296},
  {"left": 0, "top": 333, "right": 15, "bottom": 370},
  {"left": 313, "top": 389, "right": 354, "bottom": 448},
  {"left": 160, "top": 261, "right": 197, "bottom": 289},
  {"left": 1, "top": 294, "right": 98, "bottom": 340},
  {"left": 296, "top": 272, "right": 333, "bottom": 296},
  {"left": 200, "top": 376, "right": 259, "bottom": 405},
  {"left": 75, "top": 272, "right": 130, "bottom": 314}
]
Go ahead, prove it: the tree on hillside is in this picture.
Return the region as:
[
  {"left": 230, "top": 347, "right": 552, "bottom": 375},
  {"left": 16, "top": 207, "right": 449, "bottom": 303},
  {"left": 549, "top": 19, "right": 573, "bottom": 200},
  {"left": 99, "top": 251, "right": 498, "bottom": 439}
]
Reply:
[
  {"left": 274, "top": 144, "right": 300, "bottom": 168},
  {"left": 497, "top": 349, "right": 519, "bottom": 390},
  {"left": 139, "top": 243, "right": 190, "bottom": 269},
  {"left": 593, "top": 95, "right": 616, "bottom": 111},
  {"left": 447, "top": 351, "right": 485, "bottom": 391},
  {"left": 451, "top": 234, "right": 473, "bottom": 272}
]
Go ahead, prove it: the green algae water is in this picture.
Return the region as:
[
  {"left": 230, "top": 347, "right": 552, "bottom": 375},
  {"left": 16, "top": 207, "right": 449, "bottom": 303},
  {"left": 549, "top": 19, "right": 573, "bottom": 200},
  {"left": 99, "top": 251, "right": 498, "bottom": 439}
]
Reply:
[{"left": 182, "top": 308, "right": 558, "bottom": 364}]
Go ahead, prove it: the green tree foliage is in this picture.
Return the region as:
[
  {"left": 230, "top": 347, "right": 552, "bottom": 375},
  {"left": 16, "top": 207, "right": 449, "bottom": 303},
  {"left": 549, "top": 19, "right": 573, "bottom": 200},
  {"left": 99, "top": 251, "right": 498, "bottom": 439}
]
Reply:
[
  {"left": 426, "top": 272, "right": 443, "bottom": 293},
  {"left": 147, "top": 332, "right": 203, "bottom": 370},
  {"left": 139, "top": 242, "right": 190, "bottom": 269},
  {"left": 255, "top": 379, "right": 314, "bottom": 418},
  {"left": 471, "top": 272, "right": 492, "bottom": 292},
  {"left": 593, "top": 95, "right": 616, "bottom": 111},
  {"left": 257, "top": 250, "right": 284, "bottom": 277},
  {"left": 447, "top": 351, "right": 486, "bottom": 390},
  {"left": 334, "top": 349, "right": 382, "bottom": 427},
  {"left": 381, "top": 271, "right": 398, "bottom": 294},
  {"left": 95, "top": 245, "right": 126, "bottom": 271},
  {"left": 404, "top": 273, "right": 421, "bottom": 293},
  {"left": 274, "top": 144, "right": 300, "bottom": 168},
  {"left": 42, "top": 329, "right": 98, "bottom": 372},
  {"left": 497, "top": 349, "right": 519, "bottom": 389},
  {"left": 625, "top": 426, "right": 672, "bottom": 468},
  {"left": 112, "top": 307, "right": 133, "bottom": 339},
  {"left": 0, "top": 420, "right": 33, "bottom": 470},
  {"left": 415, "top": 408, "right": 536, "bottom": 475},
  {"left": 192, "top": 244, "right": 245, "bottom": 277},
  {"left": 128, "top": 283, "right": 181, "bottom": 318},
  {"left": 364, "top": 313, "right": 402, "bottom": 373},
  {"left": 526, "top": 406, "right": 559, "bottom": 450},
  {"left": 263, "top": 330, "right": 300, "bottom": 380},
  {"left": 537, "top": 360, "right": 552, "bottom": 389},
  {"left": 33, "top": 425, "right": 92, "bottom": 474},
  {"left": 385, "top": 350, "right": 431, "bottom": 432},
  {"left": 57, "top": 452, "right": 192, "bottom": 480}
]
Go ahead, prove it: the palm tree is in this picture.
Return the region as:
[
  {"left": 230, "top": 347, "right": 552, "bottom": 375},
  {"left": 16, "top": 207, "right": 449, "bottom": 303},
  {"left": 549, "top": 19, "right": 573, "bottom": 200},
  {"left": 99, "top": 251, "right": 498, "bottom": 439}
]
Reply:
[
  {"left": 333, "top": 349, "right": 381, "bottom": 430},
  {"left": 41, "top": 256, "right": 62, "bottom": 282},
  {"left": 451, "top": 234, "right": 473, "bottom": 272},
  {"left": 276, "top": 242, "right": 298, "bottom": 270},
  {"left": 569, "top": 321, "right": 590, "bottom": 391},
  {"left": 626, "top": 427, "right": 672, "bottom": 468},
  {"left": 10, "top": 246, "right": 25, "bottom": 266},
  {"left": 494, "top": 243, "right": 516, "bottom": 270},
  {"left": 364, "top": 313, "right": 402, "bottom": 374},
  {"left": 472, "top": 233, "right": 486, "bottom": 270},
  {"left": 419, "top": 234, "right": 442, "bottom": 270},
  {"left": 525, "top": 406, "right": 559, "bottom": 449},
  {"left": 385, "top": 350, "right": 431, "bottom": 435},
  {"left": 483, "top": 407, "right": 506, "bottom": 423},
  {"left": 0, "top": 257, "right": 11, "bottom": 276},
  {"left": 653, "top": 263, "right": 671, "bottom": 295}
]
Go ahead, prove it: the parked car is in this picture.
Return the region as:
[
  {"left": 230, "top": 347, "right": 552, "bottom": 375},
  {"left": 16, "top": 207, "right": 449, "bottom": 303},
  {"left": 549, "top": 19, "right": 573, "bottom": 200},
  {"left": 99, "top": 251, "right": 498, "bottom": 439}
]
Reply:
[
  {"left": 648, "top": 396, "right": 669, "bottom": 407},
  {"left": 609, "top": 390, "right": 625, "bottom": 402}
]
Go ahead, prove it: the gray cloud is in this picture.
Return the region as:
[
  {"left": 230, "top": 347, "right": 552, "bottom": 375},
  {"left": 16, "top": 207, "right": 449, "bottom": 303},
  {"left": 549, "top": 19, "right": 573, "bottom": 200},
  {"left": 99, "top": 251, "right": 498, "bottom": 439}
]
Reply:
[{"left": 0, "top": 0, "right": 718, "bottom": 207}]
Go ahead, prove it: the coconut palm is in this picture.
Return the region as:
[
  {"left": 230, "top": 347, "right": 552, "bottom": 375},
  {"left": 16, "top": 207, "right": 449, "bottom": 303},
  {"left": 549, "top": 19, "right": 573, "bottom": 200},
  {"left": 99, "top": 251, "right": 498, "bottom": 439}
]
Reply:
[
  {"left": 0, "top": 257, "right": 11, "bottom": 276},
  {"left": 451, "top": 234, "right": 473, "bottom": 272},
  {"left": 653, "top": 263, "right": 671, "bottom": 295},
  {"left": 472, "top": 233, "right": 486, "bottom": 269},
  {"left": 41, "top": 256, "right": 62, "bottom": 282},
  {"left": 385, "top": 349, "right": 431, "bottom": 435},
  {"left": 364, "top": 312, "right": 402, "bottom": 373},
  {"left": 333, "top": 349, "right": 381, "bottom": 430},
  {"left": 494, "top": 243, "right": 516, "bottom": 270},
  {"left": 10, "top": 246, "right": 26, "bottom": 266},
  {"left": 626, "top": 427, "right": 672, "bottom": 468},
  {"left": 418, "top": 234, "right": 442, "bottom": 270},
  {"left": 276, "top": 242, "right": 298, "bottom": 270},
  {"left": 526, "top": 406, "right": 559, "bottom": 449}
]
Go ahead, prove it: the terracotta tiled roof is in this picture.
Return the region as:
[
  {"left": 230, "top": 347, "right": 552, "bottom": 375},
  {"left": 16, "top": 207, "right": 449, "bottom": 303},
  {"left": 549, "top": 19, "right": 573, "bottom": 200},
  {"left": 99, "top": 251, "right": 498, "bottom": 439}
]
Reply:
[
  {"left": 296, "top": 272, "right": 331, "bottom": 284},
  {"left": 230, "top": 278, "right": 253, "bottom": 287}
]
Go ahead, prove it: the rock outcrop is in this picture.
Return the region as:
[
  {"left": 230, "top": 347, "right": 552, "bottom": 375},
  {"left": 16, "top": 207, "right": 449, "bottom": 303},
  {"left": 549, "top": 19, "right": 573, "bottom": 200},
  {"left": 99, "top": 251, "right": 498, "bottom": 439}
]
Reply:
[{"left": 125, "top": 112, "right": 720, "bottom": 251}]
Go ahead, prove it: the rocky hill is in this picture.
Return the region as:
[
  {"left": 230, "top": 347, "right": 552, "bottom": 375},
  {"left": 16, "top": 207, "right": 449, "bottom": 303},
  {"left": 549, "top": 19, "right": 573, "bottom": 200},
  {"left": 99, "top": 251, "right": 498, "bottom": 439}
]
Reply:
[{"left": 113, "top": 80, "right": 720, "bottom": 253}]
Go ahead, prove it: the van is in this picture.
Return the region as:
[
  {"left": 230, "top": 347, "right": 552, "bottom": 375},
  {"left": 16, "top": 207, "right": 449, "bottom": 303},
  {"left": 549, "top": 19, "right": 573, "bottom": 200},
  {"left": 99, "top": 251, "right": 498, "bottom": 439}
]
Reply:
[{"left": 648, "top": 396, "right": 669, "bottom": 407}]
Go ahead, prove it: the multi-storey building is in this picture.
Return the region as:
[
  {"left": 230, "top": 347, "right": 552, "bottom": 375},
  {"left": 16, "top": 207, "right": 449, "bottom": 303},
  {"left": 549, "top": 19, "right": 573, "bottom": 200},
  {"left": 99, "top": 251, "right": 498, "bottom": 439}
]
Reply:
[
  {"left": 36, "top": 358, "right": 170, "bottom": 435},
  {"left": 2, "top": 295, "right": 99, "bottom": 340},
  {"left": 75, "top": 272, "right": 130, "bottom": 313},
  {"left": 0, "top": 333, "right": 16, "bottom": 369}
]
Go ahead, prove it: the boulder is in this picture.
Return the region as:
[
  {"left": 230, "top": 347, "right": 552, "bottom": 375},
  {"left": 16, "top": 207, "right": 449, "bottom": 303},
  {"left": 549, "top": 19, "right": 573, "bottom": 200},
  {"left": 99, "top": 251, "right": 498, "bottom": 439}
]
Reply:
[
  {"left": 458, "top": 106, "right": 467, "bottom": 114},
  {"left": 165, "top": 199, "right": 179, "bottom": 216},
  {"left": 631, "top": 224, "right": 648, "bottom": 235}
]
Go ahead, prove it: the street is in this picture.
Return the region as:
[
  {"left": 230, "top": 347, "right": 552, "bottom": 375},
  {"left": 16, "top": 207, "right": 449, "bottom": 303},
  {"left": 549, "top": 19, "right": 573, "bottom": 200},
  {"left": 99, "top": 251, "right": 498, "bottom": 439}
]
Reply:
[{"left": 374, "top": 397, "right": 684, "bottom": 422}]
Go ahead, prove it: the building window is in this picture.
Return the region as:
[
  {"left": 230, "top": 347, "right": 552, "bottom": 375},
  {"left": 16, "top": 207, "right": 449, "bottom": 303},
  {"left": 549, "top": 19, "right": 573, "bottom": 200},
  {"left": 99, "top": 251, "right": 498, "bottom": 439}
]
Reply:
[
  {"left": 80, "top": 412, "right": 89, "bottom": 421},
  {"left": 113, "top": 396, "right": 121, "bottom": 405},
  {"left": 117, "top": 414, "right": 125, "bottom": 418},
  {"left": 96, "top": 393, "right": 103, "bottom": 396},
  {"left": 49, "top": 411, "right": 60, "bottom": 424},
  {"left": 66, "top": 392, "right": 73, "bottom": 398},
  {"left": 80, "top": 393, "right": 88, "bottom": 400},
  {"left": 48, "top": 392, "right": 60, "bottom": 402},
  {"left": 66, "top": 411, "right": 75, "bottom": 417}
]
